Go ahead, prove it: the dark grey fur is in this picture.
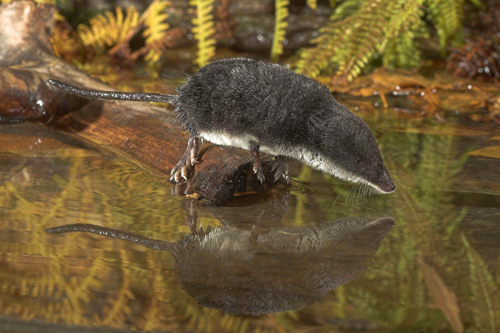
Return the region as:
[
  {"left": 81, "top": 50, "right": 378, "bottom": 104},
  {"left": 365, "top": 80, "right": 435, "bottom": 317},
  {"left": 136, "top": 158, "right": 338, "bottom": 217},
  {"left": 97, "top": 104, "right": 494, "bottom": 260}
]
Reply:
[{"left": 48, "top": 58, "right": 395, "bottom": 193}]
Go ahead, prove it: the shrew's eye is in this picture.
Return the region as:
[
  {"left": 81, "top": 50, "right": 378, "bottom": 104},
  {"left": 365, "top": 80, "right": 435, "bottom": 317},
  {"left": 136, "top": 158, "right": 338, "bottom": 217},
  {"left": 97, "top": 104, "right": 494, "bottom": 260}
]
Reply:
[{"left": 355, "top": 156, "right": 361, "bottom": 164}]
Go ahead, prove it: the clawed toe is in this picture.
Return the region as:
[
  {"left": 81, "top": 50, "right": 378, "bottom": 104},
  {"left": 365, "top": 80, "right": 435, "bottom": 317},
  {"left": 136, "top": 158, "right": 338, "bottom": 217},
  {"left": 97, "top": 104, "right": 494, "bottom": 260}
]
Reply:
[
  {"left": 271, "top": 158, "right": 288, "bottom": 182},
  {"left": 181, "top": 164, "right": 191, "bottom": 180},
  {"left": 170, "top": 136, "right": 201, "bottom": 184},
  {"left": 170, "top": 157, "right": 194, "bottom": 183},
  {"left": 190, "top": 157, "right": 201, "bottom": 165},
  {"left": 254, "top": 165, "right": 265, "bottom": 183}
]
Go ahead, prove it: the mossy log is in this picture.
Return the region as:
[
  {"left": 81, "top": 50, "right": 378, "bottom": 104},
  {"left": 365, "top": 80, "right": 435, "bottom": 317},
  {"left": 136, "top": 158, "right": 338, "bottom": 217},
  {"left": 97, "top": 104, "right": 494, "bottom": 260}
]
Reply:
[{"left": 0, "top": 1, "right": 277, "bottom": 202}]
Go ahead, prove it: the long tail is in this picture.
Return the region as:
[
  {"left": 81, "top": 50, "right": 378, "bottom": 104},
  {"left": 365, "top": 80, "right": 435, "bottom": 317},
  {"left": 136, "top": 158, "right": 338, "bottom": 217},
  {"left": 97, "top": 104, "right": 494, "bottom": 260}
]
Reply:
[
  {"left": 46, "top": 223, "right": 176, "bottom": 252},
  {"left": 47, "top": 79, "right": 177, "bottom": 104}
]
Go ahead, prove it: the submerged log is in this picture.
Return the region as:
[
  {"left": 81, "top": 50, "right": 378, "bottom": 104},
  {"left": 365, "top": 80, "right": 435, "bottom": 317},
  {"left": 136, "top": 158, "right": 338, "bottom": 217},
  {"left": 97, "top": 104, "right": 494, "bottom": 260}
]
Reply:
[{"left": 0, "top": 1, "right": 278, "bottom": 202}]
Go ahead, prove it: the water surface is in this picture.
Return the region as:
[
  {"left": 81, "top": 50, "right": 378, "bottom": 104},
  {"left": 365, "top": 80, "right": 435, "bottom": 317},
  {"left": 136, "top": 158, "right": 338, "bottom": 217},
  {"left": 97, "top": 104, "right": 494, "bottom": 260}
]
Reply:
[{"left": 0, "top": 104, "right": 499, "bottom": 332}]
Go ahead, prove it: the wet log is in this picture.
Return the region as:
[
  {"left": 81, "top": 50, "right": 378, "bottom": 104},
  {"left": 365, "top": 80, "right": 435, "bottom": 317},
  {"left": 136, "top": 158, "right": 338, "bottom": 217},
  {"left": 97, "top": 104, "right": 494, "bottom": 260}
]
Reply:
[
  {"left": 0, "top": 67, "right": 92, "bottom": 123},
  {"left": 0, "top": 1, "right": 278, "bottom": 202}
]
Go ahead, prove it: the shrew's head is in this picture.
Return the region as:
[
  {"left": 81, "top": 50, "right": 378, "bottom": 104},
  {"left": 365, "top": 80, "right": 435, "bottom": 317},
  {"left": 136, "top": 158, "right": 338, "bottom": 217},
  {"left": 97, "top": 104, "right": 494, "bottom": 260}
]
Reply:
[{"left": 308, "top": 105, "right": 395, "bottom": 194}]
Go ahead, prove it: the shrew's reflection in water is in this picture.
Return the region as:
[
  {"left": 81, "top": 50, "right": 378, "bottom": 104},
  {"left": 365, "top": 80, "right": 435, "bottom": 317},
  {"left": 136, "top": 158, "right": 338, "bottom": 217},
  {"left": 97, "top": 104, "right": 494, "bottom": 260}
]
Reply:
[{"left": 47, "top": 195, "right": 394, "bottom": 316}]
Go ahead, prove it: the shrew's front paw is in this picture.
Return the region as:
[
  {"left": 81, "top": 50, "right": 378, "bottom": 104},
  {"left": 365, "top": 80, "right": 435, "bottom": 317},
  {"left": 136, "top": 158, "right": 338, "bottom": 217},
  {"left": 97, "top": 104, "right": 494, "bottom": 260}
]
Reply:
[{"left": 170, "top": 154, "right": 196, "bottom": 183}]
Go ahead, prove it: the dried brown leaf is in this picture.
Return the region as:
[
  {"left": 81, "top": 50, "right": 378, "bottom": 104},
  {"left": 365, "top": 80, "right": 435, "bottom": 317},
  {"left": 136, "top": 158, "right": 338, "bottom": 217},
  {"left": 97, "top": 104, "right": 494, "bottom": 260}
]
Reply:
[
  {"left": 418, "top": 258, "right": 464, "bottom": 333},
  {"left": 468, "top": 146, "right": 500, "bottom": 159}
]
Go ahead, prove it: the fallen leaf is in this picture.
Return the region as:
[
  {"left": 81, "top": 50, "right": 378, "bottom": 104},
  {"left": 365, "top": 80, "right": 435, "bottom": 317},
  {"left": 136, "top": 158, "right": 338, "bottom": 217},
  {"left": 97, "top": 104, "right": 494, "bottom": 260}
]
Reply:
[
  {"left": 418, "top": 258, "right": 464, "bottom": 333},
  {"left": 468, "top": 146, "right": 500, "bottom": 159},
  {"left": 185, "top": 193, "right": 201, "bottom": 200}
]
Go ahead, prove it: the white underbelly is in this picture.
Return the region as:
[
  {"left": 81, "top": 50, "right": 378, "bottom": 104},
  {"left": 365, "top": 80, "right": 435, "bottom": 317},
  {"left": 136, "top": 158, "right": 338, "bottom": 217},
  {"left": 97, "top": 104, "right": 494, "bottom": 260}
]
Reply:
[
  {"left": 200, "top": 131, "right": 384, "bottom": 193},
  {"left": 200, "top": 131, "right": 253, "bottom": 150},
  {"left": 199, "top": 131, "right": 285, "bottom": 155}
]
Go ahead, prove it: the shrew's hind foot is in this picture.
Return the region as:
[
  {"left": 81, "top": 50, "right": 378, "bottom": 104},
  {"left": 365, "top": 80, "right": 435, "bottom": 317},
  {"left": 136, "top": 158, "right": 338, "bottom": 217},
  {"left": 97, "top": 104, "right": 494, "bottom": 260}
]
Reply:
[
  {"left": 250, "top": 141, "right": 265, "bottom": 183},
  {"left": 170, "top": 136, "right": 201, "bottom": 183},
  {"left": 271, "top": 156, "right": 289, "bottom": 182}
]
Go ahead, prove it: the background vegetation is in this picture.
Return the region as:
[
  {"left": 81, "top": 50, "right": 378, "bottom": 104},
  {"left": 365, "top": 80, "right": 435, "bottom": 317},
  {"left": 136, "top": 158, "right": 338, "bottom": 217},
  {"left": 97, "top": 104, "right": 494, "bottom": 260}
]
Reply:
[
  {"left": 0, "top": 1, "right": 499, "bottom": 331},
  {"left": 2, "top": 0, "right": 498, "bottom": 84}
]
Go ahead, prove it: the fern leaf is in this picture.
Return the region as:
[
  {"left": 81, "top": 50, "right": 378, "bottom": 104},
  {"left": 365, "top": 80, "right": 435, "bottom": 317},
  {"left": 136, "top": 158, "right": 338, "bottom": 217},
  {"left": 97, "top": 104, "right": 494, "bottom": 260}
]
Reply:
[
  {"left": 462, "top": 235, "right": 500, "bottom": 332},
  {"left": 295, "top": 0, "right": 430, "bottom": 81},
  {"left": 77, "top": 7, "right": 140, "bottom": 51},
  {"left": 336, "top": 0, "right": 401, "bottom": 81},
  {"left": 1, "top": 0, "right": 58, "bottom": 3},
  {"left": 295, "top": 0, "right": 361, "bottom": 78},
  {"left": 307, "top": 0, "right": 317, "bottom": 10},
  {"left": 382, "top": 0, "right": 428, "bottom": 69},
  {"left": 190, "top": 0, "right": 216, "bottom": 68},
  {"left": 270, "top": 0, "right": 290, "bottom": 62},
  {"left": 426, "top": 0, "right": 465, "bottom": 50},
  {"left": 143, "top": 0, "right": 170, "bottom": 65}
]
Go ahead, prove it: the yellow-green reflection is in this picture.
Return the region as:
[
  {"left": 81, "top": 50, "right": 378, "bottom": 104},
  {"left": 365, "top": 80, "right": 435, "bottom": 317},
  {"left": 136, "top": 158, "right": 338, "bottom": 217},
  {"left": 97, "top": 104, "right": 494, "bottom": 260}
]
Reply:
[{"left": 0, "top": 106, "right": 499, "bottom": 332}]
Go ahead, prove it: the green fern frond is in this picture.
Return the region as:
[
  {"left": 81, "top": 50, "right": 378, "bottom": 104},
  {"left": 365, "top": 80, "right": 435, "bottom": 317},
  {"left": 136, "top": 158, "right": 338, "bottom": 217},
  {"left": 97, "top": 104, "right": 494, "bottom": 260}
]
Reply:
[
  {"left": 426, "top": 0, "right": 464, "bottom": 50},
  {"left": 329, "top": 0, "right": 338, "bottom": 7},
  {"left": 270, "top": 0, "right": 290, "bottom": 62},
  {"left": 78, "top": 7, "right": 140, "bottom": 51},
  {"left": 296, "top": 0, "right": 432, "bottom": 82},
  {"left": 143, "top": 0, "right": 170, "bottom": 64},
  {"left": 295, "top": 0, "right": 361, "bottom": 77},
  {"left": 383, "top": 0, "right": 428, "bottom": 69},
  {"left": 1, "top": 0, "right": 58, "bottom": 3},
  {"left": 189, "top": 0, "right": 216, "bottom": 68},
  {"left": 329, "top": 0, "right": 361, "bottom": 18},
  {"left": 468, "top": 0, "right": 484, "bottom": 8},
  {"left": 335, "top": 0, "right": 404, "bottom": 81},
  {"left": 307, "top": 0, "right": 317, "bottom": 10},
  {"left": 383, "top": 31, "right": 421, "bottom": 69}
]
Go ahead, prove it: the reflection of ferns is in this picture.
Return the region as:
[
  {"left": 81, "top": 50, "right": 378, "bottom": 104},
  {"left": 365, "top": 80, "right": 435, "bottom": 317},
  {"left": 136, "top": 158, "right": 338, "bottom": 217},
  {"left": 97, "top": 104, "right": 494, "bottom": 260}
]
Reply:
[
  {"left": 78, "top": 7, "right": 140, "bottom": 51},
  {"left": 270, "top": 0, "right": 289, "bottom": 62},
  {"left": 0, "top": 148, "right": 183, "bottom": 329},
  {"left": 462, "top": 235, "right": 500, "bottom": 332},
  {"left": 190, "top": 0, "right": 216, "bottom": 67}
]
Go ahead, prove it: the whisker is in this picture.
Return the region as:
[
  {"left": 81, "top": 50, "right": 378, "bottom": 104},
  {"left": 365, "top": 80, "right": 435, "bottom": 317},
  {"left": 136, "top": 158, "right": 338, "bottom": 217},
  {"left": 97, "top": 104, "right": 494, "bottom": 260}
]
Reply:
[
  {"left": 364, "top": 186, "right": 369, "bottom": 198},
  {"left": 355, "top": 184, "right": 362, "bottom": 206},
  {"left": 332, "top": 192, "right": 342, "bottom": 208},
  {"left": 345, "top": 185, "right": 356, "bottom": 205},
  {"left": 363, "top": 184, "right": 370, "bottom": 199},
  {"left": 331, "top": 180, "right": 344, "bottom": 207},
  {"left": 389, "top": 151, "right": 422, "bottom": 162},
  {"left": 359, "top": 183, "right": 368, "bottom": 203},
  {"left": 366, "top": 184, "right": 373, "bottom": 200}
]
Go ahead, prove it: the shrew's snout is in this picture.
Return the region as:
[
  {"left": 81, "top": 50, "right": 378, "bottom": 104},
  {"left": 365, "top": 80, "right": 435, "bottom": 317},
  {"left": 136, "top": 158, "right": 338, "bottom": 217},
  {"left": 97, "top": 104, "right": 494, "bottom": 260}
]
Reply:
[
  {"left": 378, "top": 168, "right": 396, "bottom": 193},
  {"left": 380, "top": 180, "right": 396, "bottom": 193}
]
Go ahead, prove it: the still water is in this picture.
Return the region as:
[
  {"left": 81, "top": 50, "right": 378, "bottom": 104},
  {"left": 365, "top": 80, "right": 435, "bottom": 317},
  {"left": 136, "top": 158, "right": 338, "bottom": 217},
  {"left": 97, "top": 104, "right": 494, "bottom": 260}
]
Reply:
[{"left": 0, "top": 104, "right": 499, "bottom": 332}]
